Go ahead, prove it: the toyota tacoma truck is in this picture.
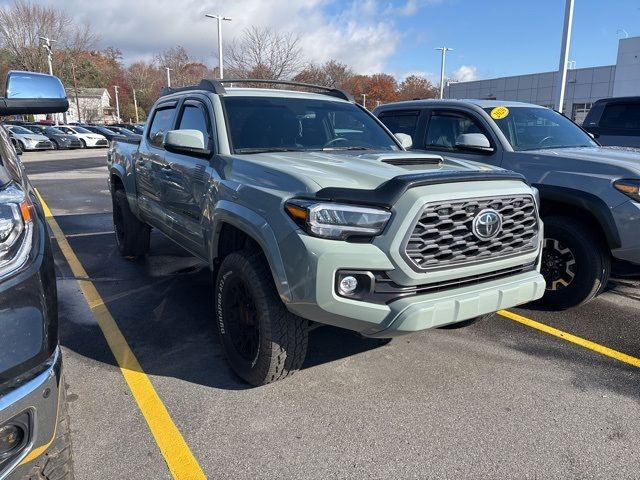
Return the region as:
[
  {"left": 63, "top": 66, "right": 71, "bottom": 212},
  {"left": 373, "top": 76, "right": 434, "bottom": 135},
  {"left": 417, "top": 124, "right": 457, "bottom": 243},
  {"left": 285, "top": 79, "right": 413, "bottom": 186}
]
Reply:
[
  {"left": 0, "top": 72, "right": 73, "bottom": 479},
  {"left": 375, "top": 99, "right": 640, "bottom": 309},
  {"left": 107, "top": 79, "right": 545, "bottom": 386}
]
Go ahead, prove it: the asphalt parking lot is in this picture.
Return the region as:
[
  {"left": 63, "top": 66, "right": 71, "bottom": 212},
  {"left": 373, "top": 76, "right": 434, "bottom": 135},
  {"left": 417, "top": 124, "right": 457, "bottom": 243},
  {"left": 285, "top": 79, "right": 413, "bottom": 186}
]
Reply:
[{"left": 22, "top": 149, "right": 640, "bottom": 479}]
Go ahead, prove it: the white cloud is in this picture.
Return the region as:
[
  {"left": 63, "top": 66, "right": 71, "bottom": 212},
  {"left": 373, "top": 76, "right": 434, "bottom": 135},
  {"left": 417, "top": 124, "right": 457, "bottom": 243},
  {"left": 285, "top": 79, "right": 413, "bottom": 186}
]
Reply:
[
  {"left": 8, "top": 0, "right": 406, "bottom": 74},
  {"left": 451, "top": 65, "right": 478, "bottom": 82}
]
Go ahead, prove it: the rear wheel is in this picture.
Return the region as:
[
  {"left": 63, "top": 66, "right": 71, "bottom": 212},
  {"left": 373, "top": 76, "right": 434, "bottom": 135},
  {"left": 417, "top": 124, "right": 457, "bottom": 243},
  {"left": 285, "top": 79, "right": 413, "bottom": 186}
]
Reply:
[
  {"left": 112, "top": 189, "right": 150, "bottom": 257},
  {"left": 538, "top": 216, "right": 610, "bottom": 310},
  {"left": 215, "top": 250, "right": 309, "bottom": 386}
]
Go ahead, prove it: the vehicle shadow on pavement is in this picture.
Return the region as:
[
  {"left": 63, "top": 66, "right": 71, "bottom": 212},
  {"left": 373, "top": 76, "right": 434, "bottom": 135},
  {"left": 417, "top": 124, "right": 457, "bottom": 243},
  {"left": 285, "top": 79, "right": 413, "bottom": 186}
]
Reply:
[{"left": 53, "top": 219, "right": 384, "bottom": 390}]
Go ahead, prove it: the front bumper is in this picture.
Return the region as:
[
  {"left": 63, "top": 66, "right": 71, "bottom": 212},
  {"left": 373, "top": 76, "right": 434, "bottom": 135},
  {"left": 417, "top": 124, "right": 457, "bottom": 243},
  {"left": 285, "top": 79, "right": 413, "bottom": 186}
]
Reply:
[
  {"left": 85, "top": 138, "right": 108, "bottom": 148},
  {"left": 611, "top": 200, "right": 640, "bottom": 265},
  {"left": 0, "top": 348, "right": 61, "bottom": 480}
]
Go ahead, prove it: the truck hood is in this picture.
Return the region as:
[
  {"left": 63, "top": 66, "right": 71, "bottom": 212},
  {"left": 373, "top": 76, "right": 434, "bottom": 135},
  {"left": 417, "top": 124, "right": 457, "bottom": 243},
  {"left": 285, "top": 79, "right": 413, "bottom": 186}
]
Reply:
[
  {"left": 233, "top": 150, "right": 504, "bottom": 190},
  {"left": 523, "top": 146, "right": 640, "bottom": 173}
]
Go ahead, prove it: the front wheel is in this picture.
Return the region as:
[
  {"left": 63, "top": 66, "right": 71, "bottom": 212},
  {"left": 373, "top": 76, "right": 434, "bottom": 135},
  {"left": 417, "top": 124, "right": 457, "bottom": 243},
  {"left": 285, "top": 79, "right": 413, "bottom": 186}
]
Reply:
[
  {"left": 215, "top": 250, "right": 309, "bottom": 386},
  {"left": 538, "top": 216, "right": 610, "bottom": 310},
  {"left": 79, "top": 138, "right": 86, "bottom": 149}
]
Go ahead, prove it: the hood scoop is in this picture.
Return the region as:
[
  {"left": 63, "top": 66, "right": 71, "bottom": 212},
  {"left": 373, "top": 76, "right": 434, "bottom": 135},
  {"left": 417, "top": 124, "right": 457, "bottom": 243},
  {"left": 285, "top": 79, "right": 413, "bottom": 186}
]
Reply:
[{"left": 357, "top": 152, "right": 444, "bottom": 169}]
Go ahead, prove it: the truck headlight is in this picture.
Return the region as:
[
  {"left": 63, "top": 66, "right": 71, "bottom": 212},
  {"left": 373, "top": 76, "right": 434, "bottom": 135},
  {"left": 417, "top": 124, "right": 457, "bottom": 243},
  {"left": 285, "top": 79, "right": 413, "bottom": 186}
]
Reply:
[
  {"left": 0, "top": 184, "right": 34, "bottom": 279},
  {"left": 285, "top": 200, "right": 391, "bottom": 240},
  {"left": 614, "top": 179, "right": 640, "bottom": 202}
]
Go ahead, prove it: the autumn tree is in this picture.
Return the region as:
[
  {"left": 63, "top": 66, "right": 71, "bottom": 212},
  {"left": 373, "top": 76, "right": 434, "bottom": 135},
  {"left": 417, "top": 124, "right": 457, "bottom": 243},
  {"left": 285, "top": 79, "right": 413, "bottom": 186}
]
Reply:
[
  {"left": 398, "top": 75, "right": 437, "bottom": 100},
  {"left": 0, "top": 0, "right": 96, "bottom": 74},
  {"left": 226, "top": 26, "right": 303, "bottom": 80},
  {"left": 343, "top": 73, "right": 399, "bottom": 108},
  {"left": 293, "top": 60, "right": 354, "bottom": 88}
]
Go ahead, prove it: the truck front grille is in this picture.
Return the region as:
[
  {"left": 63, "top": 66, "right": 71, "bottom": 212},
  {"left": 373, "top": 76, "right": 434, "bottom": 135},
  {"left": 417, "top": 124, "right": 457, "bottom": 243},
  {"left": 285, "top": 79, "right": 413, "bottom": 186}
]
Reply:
[{"left": 403, "top": 195, "right": 539, "bottom": 271}]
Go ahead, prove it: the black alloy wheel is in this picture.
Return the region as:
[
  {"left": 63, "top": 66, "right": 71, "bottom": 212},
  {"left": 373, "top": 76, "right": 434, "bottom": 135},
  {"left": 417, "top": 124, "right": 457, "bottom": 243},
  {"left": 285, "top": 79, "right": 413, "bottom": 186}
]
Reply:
[
  {"left": 222, "top": 276, "right": 261, "bottom": 362},
  {"left": 541, "top": 237, "right": 576, "bottom": 291}
]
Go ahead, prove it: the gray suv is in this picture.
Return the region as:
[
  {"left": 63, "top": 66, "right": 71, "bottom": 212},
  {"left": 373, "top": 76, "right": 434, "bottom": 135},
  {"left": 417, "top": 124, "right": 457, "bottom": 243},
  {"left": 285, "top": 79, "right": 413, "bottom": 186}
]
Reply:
[{"left": 375, "top": 99, "right": 640, "bottom": 309}]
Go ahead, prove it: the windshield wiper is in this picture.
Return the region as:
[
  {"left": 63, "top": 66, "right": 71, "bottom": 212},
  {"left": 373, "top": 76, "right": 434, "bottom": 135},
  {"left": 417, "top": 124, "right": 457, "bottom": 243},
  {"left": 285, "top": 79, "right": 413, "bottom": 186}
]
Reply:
[
  {"left": 322, "top": 146, "right": 369, "bottom": 151},
  {"left": 235, "top": 147, "right": 304, "bottom": 154}
]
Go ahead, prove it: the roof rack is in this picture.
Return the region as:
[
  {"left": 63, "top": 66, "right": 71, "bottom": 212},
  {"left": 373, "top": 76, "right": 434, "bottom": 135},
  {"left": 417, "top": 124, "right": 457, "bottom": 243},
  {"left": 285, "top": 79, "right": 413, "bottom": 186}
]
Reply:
[{"left": 160, "top": 78, "right": 353, "bottom": 102}]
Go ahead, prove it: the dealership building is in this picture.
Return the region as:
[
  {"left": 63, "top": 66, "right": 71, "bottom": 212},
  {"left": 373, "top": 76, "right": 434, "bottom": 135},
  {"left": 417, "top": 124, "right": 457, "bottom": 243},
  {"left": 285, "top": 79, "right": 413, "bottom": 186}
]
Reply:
[{"left": 445, "top": 36, "right": 640, "bottom": 124}]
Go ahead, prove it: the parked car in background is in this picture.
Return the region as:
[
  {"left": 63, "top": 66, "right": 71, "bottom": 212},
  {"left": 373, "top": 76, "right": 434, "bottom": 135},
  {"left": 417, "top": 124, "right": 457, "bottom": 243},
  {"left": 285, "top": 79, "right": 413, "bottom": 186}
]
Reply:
[
  {"left": 23, "top": 125, "right": 83, "bottom": 150},
  {"left": 105, "top": 125, "right": 141, "bottom": 139},
  {"left": 4, "top": 125, "right": 53, "bottom": 151},
  {"left": 0, "top": 71, "right": 73, "bottom": 479},
  {"left": 83, "top": 125, "right": 126, "bottom": 142},
  {"left": 55, "top": 125, "right": 108, "bottom": 148},
  {"left": 113, "top": 123, "right": 144, "bottom": 135},
  {"left": 374, "top": 99, "right": 640, "bottom": 309},
  {"left": 582, "top": 97, "right": 640, "bottom": 148},
  {"left": 108, "top": 79, "right": 545, "bottom": 386}
]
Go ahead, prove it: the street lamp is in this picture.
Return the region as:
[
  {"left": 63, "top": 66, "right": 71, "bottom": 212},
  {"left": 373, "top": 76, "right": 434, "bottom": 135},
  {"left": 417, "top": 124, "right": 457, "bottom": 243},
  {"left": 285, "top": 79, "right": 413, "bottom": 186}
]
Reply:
[
  {"left": 556, "top": 0, "right": 574, "bottom": 113},
  {"left": 205, "top": 14, "right": 232, "bottom": 79},
  {"left": 361, "top": 93, "right": 367, "bottom": 109},
  {"left": 39, "top": 36, "right": 58, "bottom": 124},
  {"left": 113, "top": 85, "right": 121, "bottom": 123},
  {"left": 165, "top": 67, "right": 173, "bottom": 87},
  {"left": 435, "top": 47, "right": 453, "bottom": 99}
]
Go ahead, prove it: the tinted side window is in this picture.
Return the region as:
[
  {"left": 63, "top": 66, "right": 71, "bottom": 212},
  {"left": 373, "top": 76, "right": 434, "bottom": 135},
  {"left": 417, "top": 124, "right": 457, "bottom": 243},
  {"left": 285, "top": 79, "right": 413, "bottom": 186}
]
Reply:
[
  {"left": 178, "top": 103, "right": 211, "bottom": 147},
  {"left": 148, "top": 106, "right": 176, "bottom": 147},
  {"left": 378, "top": 110, "right": 420, "bottom": 144},
  {"left": 425, "top": 112, "right": 487, "bottom": 150},
  {"left": 599, "top": 103, "right": 640, "bottom": 131}
]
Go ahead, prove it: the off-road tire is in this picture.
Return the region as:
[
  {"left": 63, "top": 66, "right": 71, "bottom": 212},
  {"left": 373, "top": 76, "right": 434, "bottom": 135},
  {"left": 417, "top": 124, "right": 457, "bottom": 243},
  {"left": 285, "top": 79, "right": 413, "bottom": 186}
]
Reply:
[
  {"left": 215, "top": 250, "right": 309, "bottom": 386},
  {"left": 112, "top": 189, "right": 150, "bottom": 257},
  {"left": 439, "top": 313, "right": 494, "bottom": 329},
  {"left": 539, "top": 216, "right": 611, "bottom": 310},
  {"left": 26, "top": 384, "right": 74, "bottom": 480}
]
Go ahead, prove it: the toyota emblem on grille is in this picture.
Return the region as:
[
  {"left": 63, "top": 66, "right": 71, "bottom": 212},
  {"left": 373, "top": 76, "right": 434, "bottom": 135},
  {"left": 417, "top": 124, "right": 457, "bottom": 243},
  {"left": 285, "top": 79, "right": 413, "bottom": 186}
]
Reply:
[{"left": 472, "top": 209, "right": 503, "bottom": 240}]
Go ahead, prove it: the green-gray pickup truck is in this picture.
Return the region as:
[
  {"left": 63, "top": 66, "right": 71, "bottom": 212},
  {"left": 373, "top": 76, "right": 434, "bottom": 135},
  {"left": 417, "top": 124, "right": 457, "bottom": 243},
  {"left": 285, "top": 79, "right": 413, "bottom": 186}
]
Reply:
[{"left": 107, "top": 79, "right": 545, "bottom": 386}]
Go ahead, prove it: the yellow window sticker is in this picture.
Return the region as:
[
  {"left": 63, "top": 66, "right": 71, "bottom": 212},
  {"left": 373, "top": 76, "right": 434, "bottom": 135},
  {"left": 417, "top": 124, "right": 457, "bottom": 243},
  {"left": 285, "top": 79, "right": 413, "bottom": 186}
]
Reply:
[{"left": 490, "top": 106, "right": 509, "bottom": 120}]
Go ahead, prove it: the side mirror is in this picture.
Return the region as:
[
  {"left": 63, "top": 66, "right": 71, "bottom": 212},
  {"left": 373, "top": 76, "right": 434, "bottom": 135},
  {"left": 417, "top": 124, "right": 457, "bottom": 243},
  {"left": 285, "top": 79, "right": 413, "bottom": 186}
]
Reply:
[
  {"left": 0, "top": 71, "right": 69, "bottom": 116},
  {"left": 394, "top": 133, "right": 413, "bottom": 150},
  {"left": 163, "top": 129, "right": 211, "bottom": 157},
  {"left": 455, "top": 133, "right": 494, "bottom": 153}
]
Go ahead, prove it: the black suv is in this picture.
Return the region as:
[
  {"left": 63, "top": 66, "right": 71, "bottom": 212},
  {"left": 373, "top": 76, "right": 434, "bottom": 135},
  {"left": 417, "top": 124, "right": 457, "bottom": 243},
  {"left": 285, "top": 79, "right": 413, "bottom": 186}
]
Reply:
[
  {"left": 583, "top": 97, "right": 640, "bottom": 148},
  {"left": 0, "top": 72, "right": 73, "bottom": 479}
]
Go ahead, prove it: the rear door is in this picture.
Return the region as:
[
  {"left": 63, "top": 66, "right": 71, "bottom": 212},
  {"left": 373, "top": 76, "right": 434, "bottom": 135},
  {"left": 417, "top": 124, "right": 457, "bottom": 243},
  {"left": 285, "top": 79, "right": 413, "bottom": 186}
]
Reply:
[
  {"left": 585, "top": 101, "right": 640, "bottom": 147},
  {"left": 134, "top": 101, "right": 177, "bottom": 228},
  {"left": 158, "top": 96, "right": 216, "bottom": 258}
]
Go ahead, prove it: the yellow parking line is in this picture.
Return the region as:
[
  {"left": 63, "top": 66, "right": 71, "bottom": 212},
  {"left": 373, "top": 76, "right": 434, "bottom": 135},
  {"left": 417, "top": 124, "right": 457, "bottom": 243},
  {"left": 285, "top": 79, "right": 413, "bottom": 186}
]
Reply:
[
  {"left": 35, "top": 189, "right": 206, "bottom": 480},
  {"left": 498, "top": 309, "right": 640, "bottom": 369}
]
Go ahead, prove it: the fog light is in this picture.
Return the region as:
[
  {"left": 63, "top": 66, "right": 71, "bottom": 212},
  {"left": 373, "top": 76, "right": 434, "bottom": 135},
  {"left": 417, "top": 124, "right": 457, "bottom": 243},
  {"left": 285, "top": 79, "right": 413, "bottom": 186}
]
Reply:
[
  {"left": 0, "top": 424, "right": 24, "bottom": 456},
  {"left": 339, "top": 275, "right": 358, "bottom": 295}
]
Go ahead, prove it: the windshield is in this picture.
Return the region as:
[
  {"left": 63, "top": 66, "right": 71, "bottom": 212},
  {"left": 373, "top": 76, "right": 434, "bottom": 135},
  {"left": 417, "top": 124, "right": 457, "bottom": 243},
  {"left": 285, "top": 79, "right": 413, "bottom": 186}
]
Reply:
[
  {"left": 72, "top": 126, "right": 92, "bottom": 134},
  {"left": 485, "top": 106, "right": 597, "bottom": 151},
  {"left": 222, "top": 96, "right": 399, "bottom": 153},
  {"left": 8, "top": 125, "right": 34, "bottom": 135}
]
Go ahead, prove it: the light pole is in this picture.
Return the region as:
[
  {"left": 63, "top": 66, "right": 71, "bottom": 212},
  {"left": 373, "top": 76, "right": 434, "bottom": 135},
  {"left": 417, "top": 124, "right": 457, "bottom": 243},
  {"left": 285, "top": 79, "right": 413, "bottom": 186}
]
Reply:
[
  {"left": 113, "top": 85, "right": 120, "bottom": 123},
  {"left": 205, "top": 14, "right": 232, "bottom": 79},
  {"left": 556, "top": 0, "right": 574, "bottom": 113},
  {"left": 435, "top": 47, "right": 453, "bottom": 99},
  {"left": 39, "top": 36, "right": 57, "bottom": 123},
  {"left": 165, "top": 67, "right": 173, "bottom": 87},
  {"left": 361, "top": 93, "right": 367, "bottom": 109},
  {"left": 132, "top": 89, "right": 139, "bottom": 124}
]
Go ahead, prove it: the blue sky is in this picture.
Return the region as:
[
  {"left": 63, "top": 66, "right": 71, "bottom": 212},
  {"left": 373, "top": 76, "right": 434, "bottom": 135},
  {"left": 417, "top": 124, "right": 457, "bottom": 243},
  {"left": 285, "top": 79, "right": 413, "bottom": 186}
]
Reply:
[
  {"left": 376, "top": 0, "right": 640, "bottom": 81},
  {"left": 5, "top": 0, "right": 640, "bottom": 82}
]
